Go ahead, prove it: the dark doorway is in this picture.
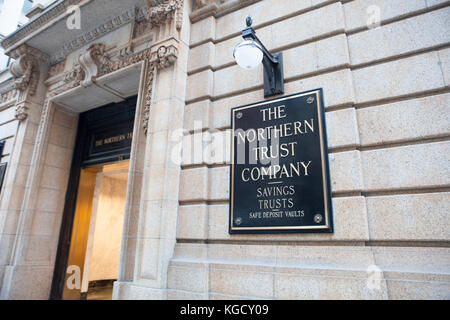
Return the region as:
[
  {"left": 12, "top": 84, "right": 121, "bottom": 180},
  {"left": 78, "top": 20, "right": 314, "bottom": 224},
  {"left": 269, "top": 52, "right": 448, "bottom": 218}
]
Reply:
[{"left": 50, "top": 97, "right": 137, "bottom": 300}]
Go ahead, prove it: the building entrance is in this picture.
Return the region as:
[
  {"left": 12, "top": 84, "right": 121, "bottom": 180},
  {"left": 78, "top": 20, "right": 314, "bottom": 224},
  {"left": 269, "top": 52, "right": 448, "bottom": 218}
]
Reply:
[{"left": 50, "top": 97, "right": 136, "bottom": 300}]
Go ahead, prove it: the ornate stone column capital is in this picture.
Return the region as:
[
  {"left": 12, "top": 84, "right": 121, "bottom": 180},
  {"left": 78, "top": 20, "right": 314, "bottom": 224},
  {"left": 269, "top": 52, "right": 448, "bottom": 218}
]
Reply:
[
  {"left": 142, "top": 43, "right": 179, "bottom": 134},
  {"left": 145, "top": 0, "right": 184, "bottom": 31},
  {"left": 150, "top": 44, "right": 179, "bottom": 70},
  {"left": 9, "top": 44, "right": 48, "bottom": 95},
  {"left": 8, "top": 44, "right": 48, "bottom": 120}
]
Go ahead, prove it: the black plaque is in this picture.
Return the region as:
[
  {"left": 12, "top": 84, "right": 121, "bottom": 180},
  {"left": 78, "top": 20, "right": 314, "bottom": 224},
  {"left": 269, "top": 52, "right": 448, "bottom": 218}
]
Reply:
[{"left": 229, "top": 89, "right": 333, "bottom": 233}]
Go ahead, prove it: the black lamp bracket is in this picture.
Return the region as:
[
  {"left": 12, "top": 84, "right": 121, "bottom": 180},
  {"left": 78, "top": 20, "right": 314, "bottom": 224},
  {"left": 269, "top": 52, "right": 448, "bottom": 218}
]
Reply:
[{"left": 241, "top": 15, "right": 284, "bottom": 97}]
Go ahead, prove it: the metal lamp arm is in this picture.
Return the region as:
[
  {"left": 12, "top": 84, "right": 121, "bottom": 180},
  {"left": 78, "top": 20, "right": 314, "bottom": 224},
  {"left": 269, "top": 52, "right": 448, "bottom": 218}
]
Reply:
[
  {"left": 253, "top": 36, "right": 279, "bottom": 64},
  {"left": 240, "top": 16, "right": 284, "bottom": 98},
  {"left": 241, "top": 27, "right": 279, "bottom": 65}
]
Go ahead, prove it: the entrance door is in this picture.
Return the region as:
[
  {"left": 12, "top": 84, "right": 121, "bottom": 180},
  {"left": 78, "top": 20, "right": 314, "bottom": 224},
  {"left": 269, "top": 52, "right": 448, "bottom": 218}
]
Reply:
[{"left": 50, "top": 97, "right": 136, "bottom": 300}]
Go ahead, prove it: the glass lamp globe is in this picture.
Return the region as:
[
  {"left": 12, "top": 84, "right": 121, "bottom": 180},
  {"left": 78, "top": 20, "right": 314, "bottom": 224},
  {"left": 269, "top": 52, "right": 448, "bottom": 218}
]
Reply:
[{"left": 233, "top": 40, "right": 263, "bottom": 70}]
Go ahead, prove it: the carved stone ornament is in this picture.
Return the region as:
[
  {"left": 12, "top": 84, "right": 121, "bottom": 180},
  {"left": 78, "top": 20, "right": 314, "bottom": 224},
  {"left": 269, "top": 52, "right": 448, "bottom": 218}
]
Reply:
[
  {"left": 142, "top": 44, "right": 179, "bottom": 134},
  {"left": 150, "top": 45, "right": 178, "bottom": 69},
  {"left": 78, "top": 43, "right": 111, "bottom": 87},
  {"left": 145, "top": 0, "right": 184, "bottom": 30},
  {"left": 14, "top": 102, "right": 28, "bottom": 121},
  {"left": 47, "top": 42, "right": 178, "bottom": 134},
  {"left": 0, "top": 89, "right": 17, "bottom": 105},
  {"left": 9, "top": 45, "right": 46, "bottom": 97},
  {"left": 194, "top": 0, "right": 215, "bottom": 9},
  {"left": 8, "top": 45, "right": 48, "bottom": 121}
]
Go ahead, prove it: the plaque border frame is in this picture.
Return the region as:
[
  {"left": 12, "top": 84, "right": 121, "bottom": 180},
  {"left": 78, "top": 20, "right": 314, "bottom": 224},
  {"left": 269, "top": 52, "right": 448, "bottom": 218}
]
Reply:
[{"left": 229, "top": 88, "right": 334, "bottom": 234}]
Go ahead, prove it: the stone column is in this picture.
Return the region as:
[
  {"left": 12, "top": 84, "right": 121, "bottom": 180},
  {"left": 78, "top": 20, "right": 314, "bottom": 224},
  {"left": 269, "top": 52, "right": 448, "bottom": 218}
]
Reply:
[
  {"left": 0, "top": 44, "right": 52, "bottom": 299},
  {"left": 113, "top": 0, "right": 191, "bottom": 299}
]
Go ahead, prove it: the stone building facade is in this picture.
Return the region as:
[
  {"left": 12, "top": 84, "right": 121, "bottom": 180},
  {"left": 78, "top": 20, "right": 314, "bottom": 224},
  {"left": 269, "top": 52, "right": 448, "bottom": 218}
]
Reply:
[{"left": 0, "top": 0, "right": 449, "bottom": 299}]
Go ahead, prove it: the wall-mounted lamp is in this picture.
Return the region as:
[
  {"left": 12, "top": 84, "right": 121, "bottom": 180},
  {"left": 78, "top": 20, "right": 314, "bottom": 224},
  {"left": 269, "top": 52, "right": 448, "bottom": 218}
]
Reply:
[{"left": 233, "top": 16, "right": 284, "bottom": 98}]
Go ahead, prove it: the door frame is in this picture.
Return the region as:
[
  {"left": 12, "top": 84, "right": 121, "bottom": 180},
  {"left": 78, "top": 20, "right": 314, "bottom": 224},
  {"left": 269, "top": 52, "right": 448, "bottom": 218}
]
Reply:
[{"left": 50, "top": 97, "right": 137, "bottom": 300}]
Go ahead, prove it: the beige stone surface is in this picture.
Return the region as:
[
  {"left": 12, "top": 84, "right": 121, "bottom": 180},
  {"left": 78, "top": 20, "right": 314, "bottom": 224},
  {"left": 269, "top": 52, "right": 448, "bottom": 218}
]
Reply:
[
  {"left": 426, "top": 0, "right": 450, "bottom": 7},
  {"left": 183, "top": 100, "right": 211, "bottom": 132},
  {"left": 329, "top": 150, "right": 364, "bottom": 193},
  {"left": 52, "top": 108, "right": 78, "bottom": 129},
  {"left": 348, "top": 7, "right": 450, "bottom": 66},
  {"left": 366, "top": 193, "right": 450, "bottom": 241},
  {"left": 186, "top": 69, "right": 214, "bottom": 102},
  {"left": 21, "top": 234, "right": 59, "bottom": 264},
  {"left": 6, "top": 266, "right": 54, "bottom": 299},
  {"left": 213, "top": 35, "right": 351, "bottom": 97},
  {"left": 210, "top": 267, "right": 274, "bottom": 298},
  {"left": 48, "top": 123, "right": 77, "bottom": 149},
  {"left": 213, "top": 64, "right": 263, "bottom": 98},
  {"left": 190, "top": 16, "right": 215, "bottom": 47},
  {"left": 357, "top": 93, "right": 450, "bottom": 146},
  {"left": 343, "top": 0, "right": 426, "bottom": 32},
  {"left": 167, "top": 290, "right": 208, "bottom": 300},
  {"left": 35, "top": 188, "right": 65, "bottom": 214},
  {"left": 326, "top": 108, "right": 360, "bottom": 150},
  {"left": 0, "top": 235, "right": 14, "bottom": 266},
  {"left": 285, "top": 69, "right": 356, "bottom": 108},
  {"left": 113, "top": 282, "right": 168, "bottom": 300},
  {"left": 179, "top": 167, "right": 208, "bottom": 201},
  {"left": 214, "top": 3, "right": 345, "bottom": 68},
  {"left": 44, "top": 144, "right": 74, "bottom": 169},
  {"left": 353, "top": 51, "right": 446, "bottom": 104},
  {"left": 372, "top": 246, "right": 450, "bottom": 276},
  {"left": 361, "top": 141, "right": 450, "bottom": 191},
  {"left": 215, "top": 0, "right": 334, "bottom": 41},
  {"left": 176, "top": 204, "right": 208, "bottom": 240},
  {"left": 168, "top": 263, "right": 208, "bottom": 292},
  {"left": 439, "top": 47, "right": 450, "bottom": 86},
  {"left": 206, "top": 196, "right": 369, "bottom": 242},
  {"left": 0, "top": 107, "right": 16, "bottom": 126},
  {"left": 0, "top": 121, "right": 18, "bottom": 141},
  {"left": 147, "top": 99, "right": 184, "bottom": 134},
  {"left": 166, "top": 243, "right": 450, "bottom": 299},
  {"left": 30, "top": 211, "right": 61, "bottom": 237},
  {"left": 271, "top": 2, "right": 345, "bottom": 48},
  {"left": 211, "top": 69, "right": 356, "bottom": 131},
  {"left": 0, "top": 186, "right": 24, "bottom": 211},
  {"left": 208, "top": 166, "right": 229, "bottom": 201},
  {"left": 385, "top": 280, "right": 450, "bottom": 300},
  {"left": 274, "top": 273, "right": 386, "bottom": 299},
  {"left": 11, "top": 142, "right": 33, "bottom": 166},
  {"left": 188, "top": 41, "right": 215, "bottom": 73}
]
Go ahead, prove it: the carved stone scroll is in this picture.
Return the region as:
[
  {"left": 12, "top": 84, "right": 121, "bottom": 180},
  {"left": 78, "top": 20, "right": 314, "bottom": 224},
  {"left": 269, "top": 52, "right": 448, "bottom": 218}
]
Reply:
[
  {"left": 9, "top": 45, "right": 46, "bottom": 97},
  {"left": 145, "top": 0, "right": 184, "bottom": 30},
  {"left": 8, "top": 44, "right": 48, "bottom": 121}
]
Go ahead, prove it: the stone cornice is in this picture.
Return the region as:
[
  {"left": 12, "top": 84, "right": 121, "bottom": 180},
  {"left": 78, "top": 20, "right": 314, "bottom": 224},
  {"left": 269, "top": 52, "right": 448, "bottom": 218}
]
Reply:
[
  {"left": 49, "top": 7, "right": 141, "bottom": 65},
  {"left": 45, "top": 40, "right": 178, "bottom": 134},
  {"left": 145, "top": 0, "right": 184, "bottom": 31},
  {"left": 1, "top": 0, "right": 185, "bottom": 67},
  {"left": 190, "top": 0, "right": 261, "bottom": 22},
  {"left": 47, "top": 40, "right": 178, "bottom": 99},
  {"left": 1, "top": 1, "right": 149, "bottom": 66},
  {"left": 1, "top": 0, "right": 86, "bottom": 52}
]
